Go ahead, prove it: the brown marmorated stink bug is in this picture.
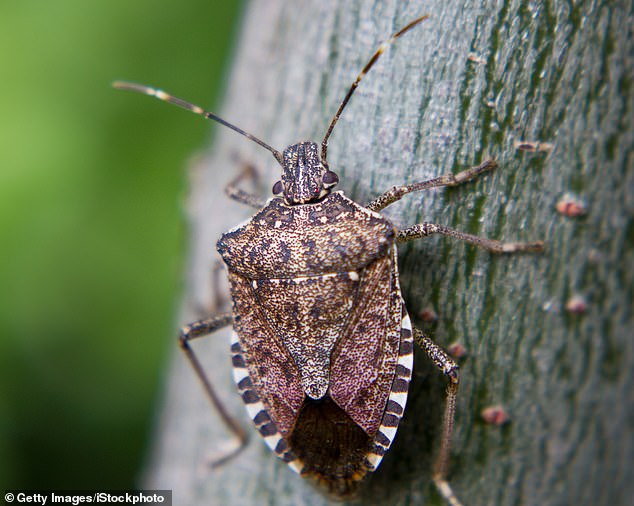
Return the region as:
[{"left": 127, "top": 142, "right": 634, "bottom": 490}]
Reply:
[{"left": 115, "top": 15, "right": 543, "bottom": 506}]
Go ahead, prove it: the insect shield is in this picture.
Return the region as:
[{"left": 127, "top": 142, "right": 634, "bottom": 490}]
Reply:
[{"left": 115, "top": 14, "right": 543, "bottom": 506}]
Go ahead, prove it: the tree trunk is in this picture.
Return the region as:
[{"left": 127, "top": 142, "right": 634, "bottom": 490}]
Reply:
[{"left": 144, "top": 1, "right": 633, "bottom": 505}]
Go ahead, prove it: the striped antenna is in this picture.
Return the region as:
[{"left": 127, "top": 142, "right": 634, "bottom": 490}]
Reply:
[
  {"left": 320, "top": 15, "right": 429, "bottom": 165},
  {"left": 113, "top": 81, "right": 283, "bottom": 164}
]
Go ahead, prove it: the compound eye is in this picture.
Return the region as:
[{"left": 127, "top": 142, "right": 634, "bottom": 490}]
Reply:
[
  {"left": 272, "top": 180, "right": 283, "bottom": 194},
  {"left": 322, "top": 170, "right": 339, "bottom": 185}
]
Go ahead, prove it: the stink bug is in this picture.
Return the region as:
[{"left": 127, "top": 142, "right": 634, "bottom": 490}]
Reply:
[{"left": 115, "top": 14, "right": 544, "bottom": 505}]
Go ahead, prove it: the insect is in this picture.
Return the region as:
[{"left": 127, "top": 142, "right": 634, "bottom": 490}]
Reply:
[{"left": 115, "top": 15, "right": 543, "bottom": 506}]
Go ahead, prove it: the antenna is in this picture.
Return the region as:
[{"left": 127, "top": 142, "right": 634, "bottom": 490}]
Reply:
[
  {"left": 320, "top": 15, "right": 429, "bottom": 164},
  {"left": 113, "top": 81, "right": 283, "bottom": 164}
]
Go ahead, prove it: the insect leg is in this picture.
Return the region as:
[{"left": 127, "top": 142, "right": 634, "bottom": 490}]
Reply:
[
  {"left": 210, "top": 260, "right": 229, "bottom": 313},
  {"left": 190, "top": 260, "right": 228, "bottom": 317},
  {"left": 366, "top": 159, "right": 497, "bottom": 212},
  {"left": 414, "top": 329, "right": 463, "bottom": 506},
  {"left": 397, "top": 222, "right": 544, "bottom": 253},
  {"left": 224, "top": 156, "right": 266, "bottom": 209},
  {"left": 179, "top": 313, "right": 249, "bottom": 466}
]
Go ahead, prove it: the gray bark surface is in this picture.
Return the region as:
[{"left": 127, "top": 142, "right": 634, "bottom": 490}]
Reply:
[{"left": 144, "top": 1, "right": 633, "bottom": 505}]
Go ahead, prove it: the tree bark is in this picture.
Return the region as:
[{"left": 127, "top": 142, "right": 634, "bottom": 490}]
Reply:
[{"left": 144, "top": 1, "right": 633, "bottom": 505}]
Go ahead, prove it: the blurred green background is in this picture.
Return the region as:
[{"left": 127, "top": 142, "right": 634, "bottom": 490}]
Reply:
[{"left": 0, "top": 0, "right": 243, "bottom": 489}]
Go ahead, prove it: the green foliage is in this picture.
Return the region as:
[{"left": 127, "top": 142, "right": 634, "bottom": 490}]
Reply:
[{"left": 0, "top": 0, "right": 243, "bottom": 488}]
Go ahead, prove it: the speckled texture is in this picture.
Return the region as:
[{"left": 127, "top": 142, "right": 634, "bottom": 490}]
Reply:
[{"left": 219, "top": 190, "right": 410, "bottom": 493}]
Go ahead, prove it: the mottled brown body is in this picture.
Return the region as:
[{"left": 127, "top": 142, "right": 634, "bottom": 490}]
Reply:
[{"left": 219, "top": 191, "right": 411, "bottom": 494}]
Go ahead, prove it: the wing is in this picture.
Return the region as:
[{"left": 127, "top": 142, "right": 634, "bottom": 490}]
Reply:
[
  {"left": 329, "top": 247, "right": 405, "bottom": 437},
  {"left": 227, "top": 270, "right": 305, "bottom": 438}
]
